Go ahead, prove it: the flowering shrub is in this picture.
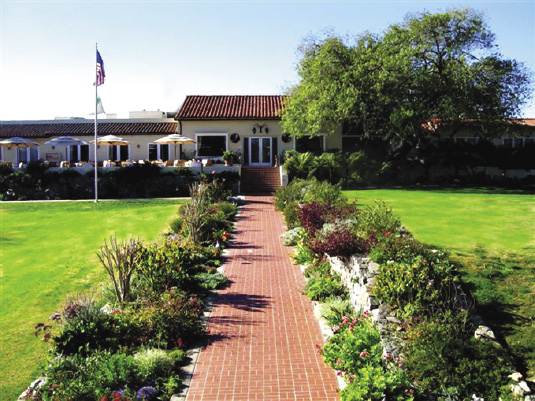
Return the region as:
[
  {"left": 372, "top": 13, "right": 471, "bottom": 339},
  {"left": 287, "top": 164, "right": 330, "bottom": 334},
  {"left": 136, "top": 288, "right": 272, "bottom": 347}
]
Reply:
[
  {"left": 322, "top": 313, "right": 413, "bottom": 401},
  {"left": 136, "top": 386, "right": 158, "bottom": 400},
  {"left": 51, "top": 299, "right": 135, "bottom": 356}
]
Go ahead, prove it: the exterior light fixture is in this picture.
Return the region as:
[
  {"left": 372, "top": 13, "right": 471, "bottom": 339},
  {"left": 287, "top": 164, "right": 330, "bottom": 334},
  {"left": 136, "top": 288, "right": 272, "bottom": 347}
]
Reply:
[{"left": 252, "top": 123, "right": 269, "bottom": 134}]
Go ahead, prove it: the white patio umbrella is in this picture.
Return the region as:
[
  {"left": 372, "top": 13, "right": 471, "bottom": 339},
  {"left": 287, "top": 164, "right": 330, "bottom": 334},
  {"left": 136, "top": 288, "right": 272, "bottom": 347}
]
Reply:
[
  {"left": 90, "top": 135, "right": 133, "bottom": 146},
  {"left": 155, "top": 134, "right": 195, "bottom": 160},
  {"left": 0, "top": 137, "right": 40, "bottom": 164},
  {"left": 0, "top": 136, "right": 40, "bottom": 147},
  {"left": 44, "top": 136, "right": 89, "bottom": 162},
  {"left": 90, "top": 135, "right": 133, "bottom": 161}
]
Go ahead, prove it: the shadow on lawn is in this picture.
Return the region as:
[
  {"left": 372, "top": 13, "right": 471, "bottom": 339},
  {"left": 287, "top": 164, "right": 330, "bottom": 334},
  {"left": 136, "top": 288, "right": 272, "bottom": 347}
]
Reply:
[{"left": 388, "top": 186, "right": 535, "bottom": 195}]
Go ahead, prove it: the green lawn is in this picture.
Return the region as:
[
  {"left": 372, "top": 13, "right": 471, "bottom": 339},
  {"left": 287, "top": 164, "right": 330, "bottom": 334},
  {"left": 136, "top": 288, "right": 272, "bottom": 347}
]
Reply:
[
  {"left": 0, "top": 200, "right": 182, "bottom": 400},
  {"left": 345, "top": 188, "right": 535, "bottom": 255},
  {"left": 345, "top": 188, "right": 535, "bottom": 380}
]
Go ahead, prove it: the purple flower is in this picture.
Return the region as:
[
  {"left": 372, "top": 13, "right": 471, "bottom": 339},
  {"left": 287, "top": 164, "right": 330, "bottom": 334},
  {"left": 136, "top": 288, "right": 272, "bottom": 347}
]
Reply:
[
  {"left": 49, "top": 313, "right": 62, "bottom": 321},
  {"left": 136, "top": 386, "right": 157, "bottom": 400}
]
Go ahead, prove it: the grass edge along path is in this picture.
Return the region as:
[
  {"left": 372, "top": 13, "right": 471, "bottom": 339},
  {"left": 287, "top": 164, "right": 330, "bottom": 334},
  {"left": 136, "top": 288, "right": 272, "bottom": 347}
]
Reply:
[
  {"left": 0, "top": 199, "right": 183, "bottom": 401},
  {"left": 344, "top": 188, "right": 535, "bottom": 380}
]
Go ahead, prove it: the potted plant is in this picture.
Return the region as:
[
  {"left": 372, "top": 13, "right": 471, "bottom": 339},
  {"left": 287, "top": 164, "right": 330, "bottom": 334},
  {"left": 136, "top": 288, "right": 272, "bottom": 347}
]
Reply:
[{"left": 222, "top": 150, "right": 239, "bottom": 166}]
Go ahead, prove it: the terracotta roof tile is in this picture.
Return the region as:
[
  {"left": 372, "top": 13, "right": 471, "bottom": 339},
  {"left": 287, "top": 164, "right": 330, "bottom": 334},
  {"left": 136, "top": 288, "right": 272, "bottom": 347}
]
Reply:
[
  {"left": 0, "top": 120, "right": 178, "bottom": 139},
  {"left": 175, "top": 95, "right": 287, "bottom": 120}
]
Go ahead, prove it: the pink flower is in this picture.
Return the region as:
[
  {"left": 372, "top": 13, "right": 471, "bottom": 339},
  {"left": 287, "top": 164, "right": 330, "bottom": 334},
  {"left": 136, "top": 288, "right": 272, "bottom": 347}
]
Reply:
[
  {"left": 332, "top": 324, "right": 340, "bottom": 332},
  {"left": 359, "top": 352, "right": 370, "bottom": 358},
  {"left": 382, "top": 352, "right": 392, "bottom": 359},
  {"left": 336, "top": 359, "right": 342, "bottom": 365},
  {"left": 336, "top": 370, "right": 342, "bottom": 376},
  {"left": 363, "top": 310, "right": 370, "bottom": 317}
]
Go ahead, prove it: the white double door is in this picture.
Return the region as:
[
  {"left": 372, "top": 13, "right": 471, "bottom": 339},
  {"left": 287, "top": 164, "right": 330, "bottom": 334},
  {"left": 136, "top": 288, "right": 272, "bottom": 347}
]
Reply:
[{"left": 249, "top": 137, "right": 271, "bottom": 166}]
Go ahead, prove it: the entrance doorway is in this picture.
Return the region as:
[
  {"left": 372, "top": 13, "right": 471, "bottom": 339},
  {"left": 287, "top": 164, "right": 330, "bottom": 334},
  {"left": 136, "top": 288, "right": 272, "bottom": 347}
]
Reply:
[{"left": 249, "top": 137, "right": 271, "bottom": 166}]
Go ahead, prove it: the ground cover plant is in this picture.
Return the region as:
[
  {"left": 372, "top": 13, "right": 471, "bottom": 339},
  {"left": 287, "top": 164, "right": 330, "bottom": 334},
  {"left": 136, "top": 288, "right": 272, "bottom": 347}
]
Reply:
[
  {"left": 0, "top": 200, "right": 182, "bottom": 400},
  {"left": 345, "top": 188, "right": 535, "bottom": 380},
  {"left": 276, "top": 180, "right": 528, "bottom": 399},
  {"left": 21, "top": 180, "right": 237, "bottom": 400}
]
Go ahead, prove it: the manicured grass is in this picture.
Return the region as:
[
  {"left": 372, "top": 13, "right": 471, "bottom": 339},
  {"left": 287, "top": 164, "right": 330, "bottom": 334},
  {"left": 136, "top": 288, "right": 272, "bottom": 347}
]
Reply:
[
  {"left": 345, "top": 188, "right": 534, "bottom": 255},
  {"left": 345, "top": 188, "right": 535, "bottom": 380},
  {"left": 0, "top": 200, "right": 183, "bottom": 400}
]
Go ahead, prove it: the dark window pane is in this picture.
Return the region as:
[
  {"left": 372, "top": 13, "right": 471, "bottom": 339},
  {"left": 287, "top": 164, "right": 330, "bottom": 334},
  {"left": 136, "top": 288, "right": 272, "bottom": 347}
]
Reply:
[
  {"left": 296, "top": 136, "right": 323, "bottom": 154},
  {"left": 198, "top": 136, "right": 226, "bottom": 157},
  {"left": 149, "top": 144, "right": 157, "bottom": 161}
]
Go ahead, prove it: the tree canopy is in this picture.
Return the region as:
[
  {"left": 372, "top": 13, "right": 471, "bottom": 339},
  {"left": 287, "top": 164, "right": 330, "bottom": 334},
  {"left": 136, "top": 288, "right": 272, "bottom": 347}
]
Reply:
[{"left": 282, "top": 9, "right": 533, "bottom": 148}]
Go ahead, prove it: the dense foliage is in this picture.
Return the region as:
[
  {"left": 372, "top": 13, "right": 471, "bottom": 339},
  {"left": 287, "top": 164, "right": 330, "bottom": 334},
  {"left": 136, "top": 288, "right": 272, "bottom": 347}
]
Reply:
[
  {"left": 0, "top": 162, "right": 239, "bottom": 200},
  {"left": 282, "top": 9, "right": 532, "bottom": 147},
  {"left": 281, "top": 147, "right": 535, "bottom": 188},
  {"left": 276, "top": 179, "right": 519, "bottom": 399}
]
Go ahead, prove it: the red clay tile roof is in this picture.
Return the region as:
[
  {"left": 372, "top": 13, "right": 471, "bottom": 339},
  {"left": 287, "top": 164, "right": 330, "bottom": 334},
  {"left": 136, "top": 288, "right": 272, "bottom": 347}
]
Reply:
[
  {"left": 175, "top": 95, "right": 287, "bottom": 121},
  {"left": 0, "top": 120, "right": 178, "bottom": 138}
]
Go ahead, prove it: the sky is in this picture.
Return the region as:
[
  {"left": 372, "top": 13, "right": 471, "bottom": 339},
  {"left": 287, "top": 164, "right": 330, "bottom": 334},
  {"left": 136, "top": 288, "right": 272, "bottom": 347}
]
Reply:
[{"left": 1, "top": 0, "right": 534, "bottom": 121}]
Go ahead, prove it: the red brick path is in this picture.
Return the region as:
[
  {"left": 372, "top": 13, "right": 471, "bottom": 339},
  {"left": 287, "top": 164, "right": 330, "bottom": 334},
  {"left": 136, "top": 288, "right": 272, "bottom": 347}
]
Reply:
[{"left": 185, "top": 196, "right": 339, "bottom": 401}]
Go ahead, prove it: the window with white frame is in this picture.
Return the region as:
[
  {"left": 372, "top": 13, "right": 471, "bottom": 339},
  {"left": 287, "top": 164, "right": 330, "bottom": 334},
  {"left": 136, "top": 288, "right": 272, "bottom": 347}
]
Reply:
[
  {"left": 68, "top": 145, "right": 89, "bottom": 162},
  {"left": 196, "top": 134, "right": 227, "bottom": 158},
  {"left": 108, "top": 145, "right": 130, "bottom": 161},
  {"left": 17, "top": 147, "right": 39, "bottom": 164},
  {"left": 148, "top": 144, "right": 169, "bottom": 161}
]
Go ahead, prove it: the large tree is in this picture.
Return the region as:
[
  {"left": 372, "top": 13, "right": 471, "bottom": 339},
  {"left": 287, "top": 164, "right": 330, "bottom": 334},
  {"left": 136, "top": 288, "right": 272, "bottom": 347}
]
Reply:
[{"left": 282, "top": 9, "right": 533, "bottom": 151}]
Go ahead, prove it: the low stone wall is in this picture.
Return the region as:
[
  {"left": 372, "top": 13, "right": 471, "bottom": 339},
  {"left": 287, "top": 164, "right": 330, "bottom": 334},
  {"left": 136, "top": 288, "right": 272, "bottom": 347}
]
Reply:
[{"left": 326, "top": 254, "right": 534, "bottom": 400}]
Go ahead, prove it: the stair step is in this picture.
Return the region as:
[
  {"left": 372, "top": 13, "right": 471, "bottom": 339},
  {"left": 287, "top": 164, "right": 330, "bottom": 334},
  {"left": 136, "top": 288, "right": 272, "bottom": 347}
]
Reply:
[{"left": 240, "top": 167, "right": 281, "bottom": 193}]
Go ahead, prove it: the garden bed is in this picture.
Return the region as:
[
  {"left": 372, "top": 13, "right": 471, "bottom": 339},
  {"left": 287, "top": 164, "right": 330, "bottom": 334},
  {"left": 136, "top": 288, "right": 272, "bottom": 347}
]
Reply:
[{"left": 277, "top": 179, "right": 533, "bottom": 400}]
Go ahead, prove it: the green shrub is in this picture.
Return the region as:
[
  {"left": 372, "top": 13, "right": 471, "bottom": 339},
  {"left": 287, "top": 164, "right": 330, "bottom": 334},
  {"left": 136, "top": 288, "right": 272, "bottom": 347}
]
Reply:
[
  {"left": 274, "top": 178, "right": 310, "bottom": 211},
  {"left": 194, "top": 272, "right": 228, "bottom": 289},
  {"left": 302, "top": 180, "right": 345, "bottom": 207},
  {"left": 303, "top": 259, "right": 331, "bottom": 279},
  {"left": 283, "top": 203, "right": 300, "bottom": 229},
  {"left": 133, "top": 348, "right": 176, "bottom": 385},
  {"left": 169, "top": 216, "right": 183, "bottom": 234},
  {"left": 281, "top": 226, "right": 307, "bottom": 246},
  {"left": 372, "top": 240, "right": 464, "bottom": 318},
  {"left": 51, "top": 299, "right": 137, "bottom": 356},
  {"left": 135, "top": 295, "right": 205, "bottom": 348},
  {"left": 351, "top": 200, "right": 401, "bottom": 238},
  {"left": 340, "top": 366, "right": 414, "bottom": 401},
  {"left": 304, "top": 272, "right": 347, "bottom": 301},
  {"left": 319, "top": 296, "right": 354, "bottom": 326},
  {"left": 135, "top": 241, "right": 191, "bottom": 295},
  {"left": 215, "top": 201, "right": 239, "bottom": 220},
  {"left": 403, "top": 317, "right": 513, "bottom": 400},
  {"left": 39, "top": 350, "right": 141, "bottom": 400}
]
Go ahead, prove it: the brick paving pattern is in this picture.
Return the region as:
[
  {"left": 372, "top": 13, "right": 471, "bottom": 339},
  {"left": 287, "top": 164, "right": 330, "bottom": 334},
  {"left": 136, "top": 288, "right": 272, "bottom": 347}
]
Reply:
[{"left": 185, "top": 195, "right": 339, "bottom": 401}]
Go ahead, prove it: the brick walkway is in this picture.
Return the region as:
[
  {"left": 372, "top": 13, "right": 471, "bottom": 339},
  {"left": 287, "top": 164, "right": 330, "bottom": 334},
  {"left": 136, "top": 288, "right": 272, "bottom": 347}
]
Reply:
[{"left": 185, "top": 196, "right": 339, "bottom": 401}]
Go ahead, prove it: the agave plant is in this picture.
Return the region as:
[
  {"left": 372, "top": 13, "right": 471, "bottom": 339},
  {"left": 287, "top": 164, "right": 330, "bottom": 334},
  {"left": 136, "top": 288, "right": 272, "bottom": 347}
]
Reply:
[{"left": 284, "top": 151, "right": 317, "bottom": 179}]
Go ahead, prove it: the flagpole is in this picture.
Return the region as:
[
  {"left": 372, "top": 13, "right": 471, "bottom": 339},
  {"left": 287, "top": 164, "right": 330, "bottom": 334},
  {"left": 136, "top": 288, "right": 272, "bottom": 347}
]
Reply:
[{"left": 94, "top": 43, "right": 99, "bottom": 203}]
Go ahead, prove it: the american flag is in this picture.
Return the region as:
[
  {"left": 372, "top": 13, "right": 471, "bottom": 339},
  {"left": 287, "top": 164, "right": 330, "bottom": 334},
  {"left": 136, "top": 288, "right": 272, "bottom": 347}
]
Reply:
[{"left": 94, "top": 50, "right": 105, "bottom": 86}]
